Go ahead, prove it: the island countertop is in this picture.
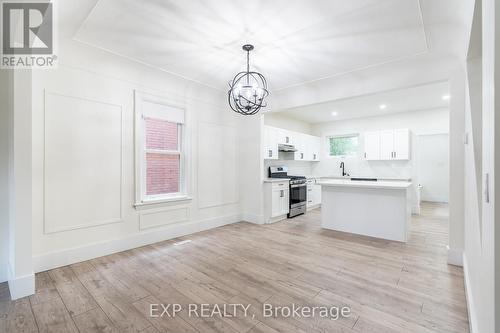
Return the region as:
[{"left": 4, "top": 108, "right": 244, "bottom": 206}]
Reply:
[{"left": 317, "top": 179, "right": 412, "bottom": 189}]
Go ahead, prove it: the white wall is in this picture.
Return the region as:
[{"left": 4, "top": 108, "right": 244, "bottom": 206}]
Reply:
[
  {"left": 264, "top": 112, "right": 312, "bottom": 134},
  {"left": 0, "top": 70, "right": 11, "bottom": 283},
  {"left": 462, "top": 0, "right": 498, "bottom": 331},
  {"left": 31, "top": 38, "right": 243, "bottom": 271}
]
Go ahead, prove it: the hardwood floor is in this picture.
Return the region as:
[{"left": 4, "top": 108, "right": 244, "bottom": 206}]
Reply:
[{"left": 0, "top": 202, "right": 469, "bottom": 332}]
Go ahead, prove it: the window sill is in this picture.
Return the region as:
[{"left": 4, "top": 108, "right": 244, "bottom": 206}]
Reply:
[{"left": 134, "top": 196, "right": 192, "bottom": 209}]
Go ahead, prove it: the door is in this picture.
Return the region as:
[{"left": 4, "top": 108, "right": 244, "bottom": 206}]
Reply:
[
  {"left": 306, "top": 185, "right": 314, "bottom": 207},
  {"left": 263, "top": 126, "right": 278, "bottom": 160},
  {"left": 379, "top": 130, "right": 394, "bottom": 160},
  {"left": 272, "top": 188, "right": 288, "bottom": 216},
  {"left": 416, "top": 134, "right": 449, "bottom": 202},
  {"left": 364, "top": 131, "right": 380, "bottom": 160},
  {"left": 311, "top": 136, "right": 320, "bottom": 161},
  {"left": 290, "top": 184, "right": 306, "bottom": 207},
  {"left": 294, "top": 133, "right": 306, "bottom": 161},
  {"left": 393, "top": 129, "right": 410, "bottom": 160},
  {"left": 277, "top": 129, "right": 293, "bottom": 145}
]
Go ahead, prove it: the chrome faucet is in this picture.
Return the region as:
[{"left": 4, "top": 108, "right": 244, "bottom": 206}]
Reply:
[{"left": 340, "top": 162, "right": 349, "bottom": 177}]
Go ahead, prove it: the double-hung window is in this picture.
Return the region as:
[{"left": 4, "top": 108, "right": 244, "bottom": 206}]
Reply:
[{"left": 135, "top": 92, "right": 187, "bottom": 204}]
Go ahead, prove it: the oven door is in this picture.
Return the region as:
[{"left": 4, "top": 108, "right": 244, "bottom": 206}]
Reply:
[{"left": 289, "top": 183, "right": 307, "bottom": 208}]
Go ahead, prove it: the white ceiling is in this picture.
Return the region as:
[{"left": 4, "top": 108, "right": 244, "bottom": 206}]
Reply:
[
  {"left": 71, "top": 0, "right": 428, "bottom": 91},
  {"left": 274, "top": 81, "right": 450, "bottom": 124}
]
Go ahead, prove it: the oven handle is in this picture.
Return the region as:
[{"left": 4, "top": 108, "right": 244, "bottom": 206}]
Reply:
[{"left": 290, "top": 184, "right": 307, "bottom": 188}]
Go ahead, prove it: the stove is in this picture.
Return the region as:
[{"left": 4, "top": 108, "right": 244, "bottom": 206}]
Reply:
[{"left": 268, "top": 166, "right": 307, "bottom": 218}]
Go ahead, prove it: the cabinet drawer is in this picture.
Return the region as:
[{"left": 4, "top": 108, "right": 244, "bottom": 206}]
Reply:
[{"left": 272, "top": 182, "right": 289, "bottom": 189}]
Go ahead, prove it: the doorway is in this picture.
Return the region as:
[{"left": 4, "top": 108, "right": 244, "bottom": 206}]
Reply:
[{"left": 416, "top": 133, "right": 450, "bottom": 203}]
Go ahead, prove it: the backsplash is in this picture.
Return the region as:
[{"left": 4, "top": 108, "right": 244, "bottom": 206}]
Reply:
[{"left": 264, "top": 159, "right": 313, "bottom": 177}]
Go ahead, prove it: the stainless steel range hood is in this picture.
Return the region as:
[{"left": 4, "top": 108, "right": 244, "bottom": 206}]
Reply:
[{"left": 278, "top": 144, "right": 297, "bottom": 152}]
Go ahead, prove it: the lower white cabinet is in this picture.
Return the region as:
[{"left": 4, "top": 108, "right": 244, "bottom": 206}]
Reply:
[
  {"left": 272, "top": 187, "right": 289, "bottom": 217},
  {"left": 306, "top": 179, "right": 322, "bottom": 209},
  {"left": 264, "top": 180, "right": 289, "bottom": 223}
]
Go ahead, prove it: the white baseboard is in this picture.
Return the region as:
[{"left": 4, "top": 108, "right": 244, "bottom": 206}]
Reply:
[
  {"left": 462, "top": 254, "right": 478, "bottom": 333},
  {"left": 446, "top": 246, "right": 463, "bottom": 266},
  {"left": 7, "top": 264, "right": 35, "bottom": 300},
  {"left": 241, "top": 213, "right": 264, "bottom": 225},
  {"left": 0, "top": 264, "right": 8, "bottom": 283},
  {"left": 33, "top": 213, "right": 241, "bottom": 273}
]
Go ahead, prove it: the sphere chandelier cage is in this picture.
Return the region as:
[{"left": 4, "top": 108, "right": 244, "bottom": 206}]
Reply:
[{"left": 228, "top": 44, "right": 269, "bottom": 115}]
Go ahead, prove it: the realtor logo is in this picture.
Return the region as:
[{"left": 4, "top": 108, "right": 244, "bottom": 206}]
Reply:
[{"left": 1, "top": 1, "right": 57, "bottom": 68}]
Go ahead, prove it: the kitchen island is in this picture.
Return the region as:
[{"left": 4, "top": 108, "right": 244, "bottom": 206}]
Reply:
[{"left": 317, "top": 179, "right": 412, "bottom": 242}]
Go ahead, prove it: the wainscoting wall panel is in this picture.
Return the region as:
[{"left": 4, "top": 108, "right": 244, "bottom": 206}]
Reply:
[
  {"left": 44, "top": 92, "right": 123, "bottom": 233},
  {"left": 197, "top": 122, "right": 239, "bottom": 208},
  {"left": 139, "top": 205, "right": 189, "bottom": 230}
]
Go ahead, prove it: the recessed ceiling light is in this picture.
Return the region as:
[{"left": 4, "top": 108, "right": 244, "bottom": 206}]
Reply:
[
  {"left": 442, "top": 94, "right": 450, "bottom": 100},
  {"left": 379, "top": 104, "right": 387, "bottom": 110},
  {"left": 331, "top": 111, "right": 338, "bottom": 116}
]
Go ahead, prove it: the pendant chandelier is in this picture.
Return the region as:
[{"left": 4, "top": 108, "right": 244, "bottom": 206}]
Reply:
[{"left": 228, "top": 44, "right": 269, "bottom": 115}]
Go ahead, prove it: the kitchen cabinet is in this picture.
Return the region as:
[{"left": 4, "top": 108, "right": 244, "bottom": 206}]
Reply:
[
  {"left": 263, "top": 126, "right": 321, "bottom": 162},
  {"left": 364, "top": 128, "right": 410, "bottom": 160},
  {"left": 379, "top": 130, "right": 394, "bottom": 160},
  {"left": 263, "top": 180, "right": 290, "bottom": 223},
  {"left": 393, "top": 129, "right": 410, "bottom": 160},
  {"left": 272, "top": 186, "right": 289, "bottom": 217},
  {"left": 309, "top": 136, "right": 321, "bottom": 161},
  {"left": 294, "top": 133, "right": 306, "bottom": 161},
  {"left": 276, "top": 128, "right": 294, "bottom": 145},
  {"left": 364, "top": 131, "right": 380, "bottom": 160},
  {"left": 263, "top": 126, "right": 278, "bottom": 160},
  {"left": 306, "top": 178, "right": 322, "bottom": 209}
]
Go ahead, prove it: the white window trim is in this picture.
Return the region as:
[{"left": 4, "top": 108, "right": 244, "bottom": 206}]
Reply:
[
  {"left": 326, "top": 133, "right": 360, "bottom": 158},
  {"left": 134, "top": 91, "right": 190, "bottom": 207}
]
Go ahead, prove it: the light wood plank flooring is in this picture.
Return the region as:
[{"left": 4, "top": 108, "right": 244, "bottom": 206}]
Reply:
[{"left": 0, "top": 202, "right": 469, "bottom": 332}]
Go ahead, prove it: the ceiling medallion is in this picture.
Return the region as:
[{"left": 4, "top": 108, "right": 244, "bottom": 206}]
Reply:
[{"left": 228, "top": 44, "right": 269, "bottom": 115}]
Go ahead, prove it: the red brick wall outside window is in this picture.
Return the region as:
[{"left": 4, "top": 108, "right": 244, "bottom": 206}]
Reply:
[{"left": 145, "top": 117, "right": 180, "bottom": 195}]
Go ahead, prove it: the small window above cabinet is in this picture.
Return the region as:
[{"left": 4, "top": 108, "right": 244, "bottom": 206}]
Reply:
[{"left": 364, "top": 128, "right": 410, "bottom": 161}]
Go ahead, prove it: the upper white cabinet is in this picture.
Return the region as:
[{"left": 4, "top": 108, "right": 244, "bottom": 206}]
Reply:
[
  {"left": 364, "top": 128, "right": 410, "bottom": 160},
  {"left": 294, "top": 132, "right": 306, "bottom": 161},
  {"left": 364, "top": 131, "right": 380, "bottom": 160},
  {"left": 263, "top": 126, "right": 320, "bottom": 161},
  {"left": 393, "top": 129, "right": 410, "bottom": 160},
  {"left": 263, "top": 126, "right": 278, "bottom": 160},
  {"left": 276, "top": 128, "right": 294, "bottom": 145},
  {"left": 379, "top": 130, "right": 395, "bottom": 160},
  {"left": 308, "top": 136, "right": 321, "bottom": 161}
]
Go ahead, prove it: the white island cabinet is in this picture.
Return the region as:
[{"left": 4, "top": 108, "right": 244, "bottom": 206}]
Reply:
[{"left": 317, "top": 179, "right": 412, "bottom": 242}]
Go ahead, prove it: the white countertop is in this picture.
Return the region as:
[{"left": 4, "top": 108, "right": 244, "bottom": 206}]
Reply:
[
  {"left": 317, "top": 179, "right": 412, "bottom": 189},
  {"left": 263, "top": 178, "right": 290, "bottom": 183},
  {"left": 322, "top": 175, "right": 412, "bottom": 182}
]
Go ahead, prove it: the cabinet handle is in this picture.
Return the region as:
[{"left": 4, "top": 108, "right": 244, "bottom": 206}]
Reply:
[
  {"left": 394, "top": 151, "right": 396, "bottom": 158},
  {"left": 313, "top": 154, "right": 316, "bottom": 159},
  {"left": 286, "top": 136, "right": 289, "bottom": 143},
  {"left": 280, "top": 190, "right": 284, "bottom": 197},
  {"left": 364, "top": 152, "right": 367, "bottom": 158},
  {"left": 301, "top": 153, "right": 304, "bottom": 159}
]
